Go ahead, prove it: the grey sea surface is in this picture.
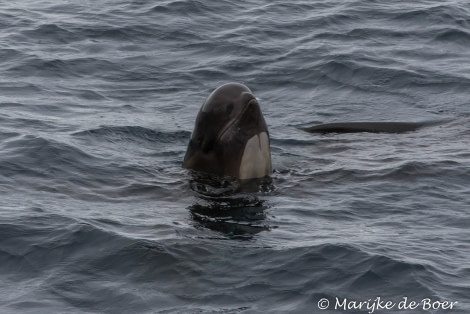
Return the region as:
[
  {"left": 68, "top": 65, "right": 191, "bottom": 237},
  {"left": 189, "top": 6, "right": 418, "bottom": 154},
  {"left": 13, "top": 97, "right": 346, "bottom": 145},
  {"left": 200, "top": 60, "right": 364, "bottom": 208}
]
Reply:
[{"left": 1, "top": 0, "right": 469, "bottom": 313}]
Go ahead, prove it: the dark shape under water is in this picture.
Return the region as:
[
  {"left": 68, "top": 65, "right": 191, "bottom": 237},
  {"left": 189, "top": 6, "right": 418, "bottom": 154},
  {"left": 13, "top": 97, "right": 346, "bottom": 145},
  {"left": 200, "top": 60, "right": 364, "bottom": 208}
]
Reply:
[
  {"left": 186, "top": 170, "right": 274, "bottom": 239},
  {"left": 189, "top": 196, "right": 270, "bottom": 240},
  {"left": 303, "top": 121, "right": 439, "bottom": 134}
]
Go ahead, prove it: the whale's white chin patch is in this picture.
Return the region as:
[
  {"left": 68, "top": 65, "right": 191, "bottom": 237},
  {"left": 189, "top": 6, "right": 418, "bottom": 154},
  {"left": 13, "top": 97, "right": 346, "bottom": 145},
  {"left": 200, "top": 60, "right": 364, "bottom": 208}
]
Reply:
[{"left": 239, "top": 132, "right": 272, "bottom": 180}]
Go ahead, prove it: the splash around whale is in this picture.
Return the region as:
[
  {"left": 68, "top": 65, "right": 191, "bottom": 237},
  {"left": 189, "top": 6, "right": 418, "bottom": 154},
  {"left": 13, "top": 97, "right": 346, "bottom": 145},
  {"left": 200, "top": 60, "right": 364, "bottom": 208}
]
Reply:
[{"left": 183, "top": 83, "right": 439, "bottom": 180}]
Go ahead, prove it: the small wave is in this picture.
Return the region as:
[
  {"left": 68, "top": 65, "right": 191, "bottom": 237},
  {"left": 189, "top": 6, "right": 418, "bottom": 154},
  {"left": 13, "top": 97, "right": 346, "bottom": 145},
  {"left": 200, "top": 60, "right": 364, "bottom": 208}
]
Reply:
[
  {"left": 346, "top": 27, "right": 412, "bottom": 40},
  {"left": 0, "top": 130, "right": 20, "bottom": 142},
  {"left": 0, "top": 48, "right": 24, "bottom": 67},
  {"left": 392, "top": 4, "right": 470, "bottom": 26},
  {"left": 22, "top": 23, "right": 84, "bottom": 44},
  {"left": 6, "top": 56, "right": 118, "bottom": 79},
  {"left": 381, "top": 160, "right": 465, "bottom": 180},
  {"left": 1, "top": 116, "right": 64, "bottom": 132},
  {"left": 0, "top": 215, "right": 133, "bottom": 278},
  {"left": 0, "top": 135, "right": 104, "bottom": 180},
  {"left": 433, "top": 28, "right": 470, "bottom": 45},
  {"left": 73, "top": 126, "right": 190, "bottom": 144},
  {"left": 348, "top": 253, "right": 431, "bottom": 291},
  {"left": 0, "top": 132, "right": 188, "bottom": 201},
  {"left": 317, "top": 59, "right": 425, "bottom": 90},
  {"left": 151, "top": 0, "right": 216, "bottom": 15},
  {"left": 81, "top": 24, "right": 157, "bottom": 41},
  {"left": 0, "top": 82, "right": 43, "bottom": 96},
  {"left": 19, "top": 20, "right": 158, "bottom": 44}
]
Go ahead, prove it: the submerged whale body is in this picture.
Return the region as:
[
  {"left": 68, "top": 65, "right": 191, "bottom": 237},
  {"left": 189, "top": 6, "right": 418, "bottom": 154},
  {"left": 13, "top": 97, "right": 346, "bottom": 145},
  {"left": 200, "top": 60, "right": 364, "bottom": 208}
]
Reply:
[
  {"left": 183, "top": 83, "right": 431, "bottom": 179},
  {"left": 303, "top": 121, "right": 426, "bottom": 133}
]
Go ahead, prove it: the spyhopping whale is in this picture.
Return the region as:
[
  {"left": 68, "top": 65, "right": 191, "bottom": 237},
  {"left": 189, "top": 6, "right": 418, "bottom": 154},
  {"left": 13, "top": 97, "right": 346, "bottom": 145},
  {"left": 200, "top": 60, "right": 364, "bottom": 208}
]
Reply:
[{"left": 183, "top": 83, "right": 438, "bottom": 179}]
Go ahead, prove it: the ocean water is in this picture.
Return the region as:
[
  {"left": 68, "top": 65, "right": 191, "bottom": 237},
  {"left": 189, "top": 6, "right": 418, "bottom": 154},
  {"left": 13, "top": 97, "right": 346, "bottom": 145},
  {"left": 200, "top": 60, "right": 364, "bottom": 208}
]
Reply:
[{"left": 1, "top": 0, "right": 470, "bottom": 313}]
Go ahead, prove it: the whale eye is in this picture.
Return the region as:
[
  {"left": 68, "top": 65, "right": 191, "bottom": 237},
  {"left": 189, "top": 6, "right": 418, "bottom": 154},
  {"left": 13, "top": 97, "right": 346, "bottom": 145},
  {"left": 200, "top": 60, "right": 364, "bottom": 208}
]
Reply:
[
  {"left": 226, "top": 103, "right": 234, "bottom": 116},
  {"left": 247, "top": 101, "right": 256, "bottom": 114}
]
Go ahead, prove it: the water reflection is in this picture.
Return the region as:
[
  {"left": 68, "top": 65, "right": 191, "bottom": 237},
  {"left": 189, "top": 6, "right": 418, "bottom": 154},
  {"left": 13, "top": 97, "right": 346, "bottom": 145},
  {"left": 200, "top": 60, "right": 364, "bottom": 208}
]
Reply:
[{"left": 187, "top": 172, "right": 274, "bottom": 239}]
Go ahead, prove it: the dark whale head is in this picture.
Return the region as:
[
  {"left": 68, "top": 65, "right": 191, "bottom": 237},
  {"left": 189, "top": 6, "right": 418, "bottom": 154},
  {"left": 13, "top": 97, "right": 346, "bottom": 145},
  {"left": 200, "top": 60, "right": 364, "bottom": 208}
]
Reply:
[{"left": 183, "top": 83, "right": 272, "bottom": 179}]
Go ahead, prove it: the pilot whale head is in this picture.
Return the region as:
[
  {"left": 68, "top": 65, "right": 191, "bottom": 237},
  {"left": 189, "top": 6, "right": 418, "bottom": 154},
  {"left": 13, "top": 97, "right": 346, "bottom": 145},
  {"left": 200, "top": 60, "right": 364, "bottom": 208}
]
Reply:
[{"left": 183, "top": 83, "right": 272, "bottom": 180}]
